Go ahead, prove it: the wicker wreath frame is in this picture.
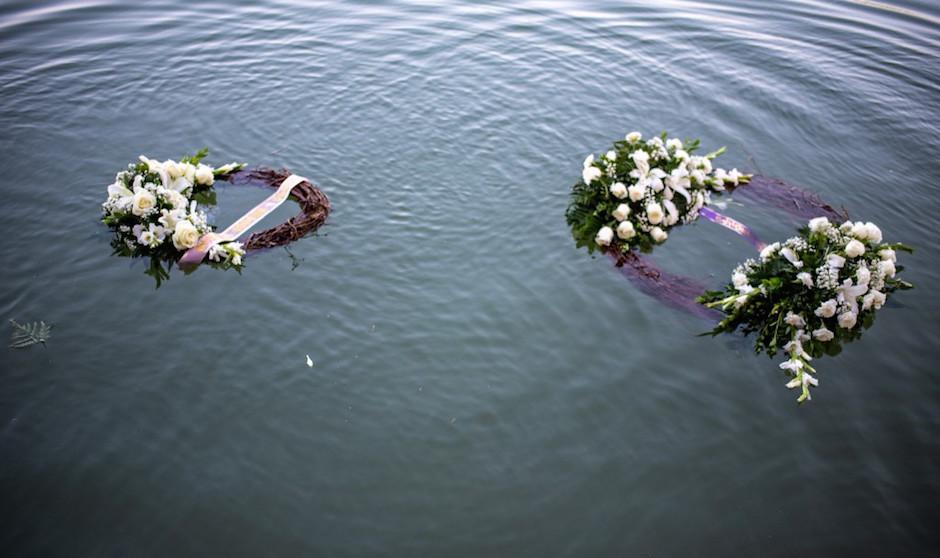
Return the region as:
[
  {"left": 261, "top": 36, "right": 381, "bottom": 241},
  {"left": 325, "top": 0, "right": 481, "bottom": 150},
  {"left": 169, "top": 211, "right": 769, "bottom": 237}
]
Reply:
[{"left": 225, "top": 167, "right": 331, "bottom": 251}]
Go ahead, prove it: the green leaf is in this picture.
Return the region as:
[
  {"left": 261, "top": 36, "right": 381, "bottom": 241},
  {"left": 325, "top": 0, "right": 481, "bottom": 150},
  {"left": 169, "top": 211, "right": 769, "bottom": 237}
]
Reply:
[
  {"left": 9, "top": 319, "right": 52, "bottom": 349},
  {"left": 181, "top": 147, "right": 210, "bottom": 165}
]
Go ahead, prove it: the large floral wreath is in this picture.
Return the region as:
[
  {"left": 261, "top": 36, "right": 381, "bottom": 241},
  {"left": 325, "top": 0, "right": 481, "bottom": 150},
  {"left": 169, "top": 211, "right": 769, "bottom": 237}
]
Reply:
[{"left": 700, "top": 217, "right": 912, "bottom": 402}]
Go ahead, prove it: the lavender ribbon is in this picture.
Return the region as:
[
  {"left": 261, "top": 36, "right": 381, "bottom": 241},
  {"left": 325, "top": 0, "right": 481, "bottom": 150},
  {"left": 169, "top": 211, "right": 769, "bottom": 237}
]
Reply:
[{"left": 698, "top": 206, "right": 766, "bottom": 251}]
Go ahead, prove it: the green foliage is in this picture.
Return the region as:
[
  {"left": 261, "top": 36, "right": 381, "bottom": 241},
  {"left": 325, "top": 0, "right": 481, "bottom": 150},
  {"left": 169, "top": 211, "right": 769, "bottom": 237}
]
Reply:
[
  {"left": 698, "top": 219, "right": 913, "bottom": 402},
  {"left": 9, "top": 319, "right": 52, "bottom": 349},
  {"left": 181, "top": 147, "right": 209, "bottom": 165}
]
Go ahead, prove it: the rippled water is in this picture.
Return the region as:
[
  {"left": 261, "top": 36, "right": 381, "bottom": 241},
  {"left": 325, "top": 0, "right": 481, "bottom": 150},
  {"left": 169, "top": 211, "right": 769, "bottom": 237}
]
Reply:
[{"left": 2, "top": 1, "right": 939, "bottom": 555}]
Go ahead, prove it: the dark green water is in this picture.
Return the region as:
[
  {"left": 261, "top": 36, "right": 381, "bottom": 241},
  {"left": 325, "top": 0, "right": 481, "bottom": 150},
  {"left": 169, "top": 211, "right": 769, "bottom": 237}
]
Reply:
[{"left": 1, "top": 1, "right": 939, "bottom": 555}]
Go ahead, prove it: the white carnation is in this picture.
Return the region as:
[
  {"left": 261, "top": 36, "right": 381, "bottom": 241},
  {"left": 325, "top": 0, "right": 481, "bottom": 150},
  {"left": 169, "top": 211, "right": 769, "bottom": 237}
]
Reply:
[
  {"left": 625, "top": 131, "right": 642, "bottom": 143},
  {"left": 582, "top": 165, "right": 602, "bottom": 184},
  {"left": 808, "top": 217, "right": 830, "bottom": 233}
]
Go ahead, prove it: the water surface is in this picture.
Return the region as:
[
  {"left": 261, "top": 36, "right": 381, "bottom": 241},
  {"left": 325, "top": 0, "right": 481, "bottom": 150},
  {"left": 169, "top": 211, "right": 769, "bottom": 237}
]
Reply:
[{"left": 1, "top": 1, "right": 939, "bottom": 555}]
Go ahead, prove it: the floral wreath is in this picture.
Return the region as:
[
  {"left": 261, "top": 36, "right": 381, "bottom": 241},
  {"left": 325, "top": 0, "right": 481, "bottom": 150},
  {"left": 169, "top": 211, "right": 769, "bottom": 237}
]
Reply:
[
  {"left": 568, "top": 132, "right": 914, "bottom": 403},
  {"left": 101, "top": 149, "right": 329, "bottom": 284}
]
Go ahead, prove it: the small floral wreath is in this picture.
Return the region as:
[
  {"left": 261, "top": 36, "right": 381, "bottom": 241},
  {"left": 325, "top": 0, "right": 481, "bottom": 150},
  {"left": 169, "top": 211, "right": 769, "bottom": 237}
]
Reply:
[{"left": 101, "top": 149, "right": 329, "bottom": 284}]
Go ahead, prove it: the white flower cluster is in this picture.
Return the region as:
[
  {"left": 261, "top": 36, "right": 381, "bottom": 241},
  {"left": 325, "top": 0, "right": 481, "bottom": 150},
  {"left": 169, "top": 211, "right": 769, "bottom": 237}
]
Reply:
[
  {"left": 101, "top": 154, "right": 245, "bottom": 265},
  {"left": 583, "top": 131, "right": 750, "bottom": 252},
  {"left": 704, "top": 216, "right": 909, "bottom": 403},
  {"left": 209, "top": 242, "right": 245, "bottom": 266}
]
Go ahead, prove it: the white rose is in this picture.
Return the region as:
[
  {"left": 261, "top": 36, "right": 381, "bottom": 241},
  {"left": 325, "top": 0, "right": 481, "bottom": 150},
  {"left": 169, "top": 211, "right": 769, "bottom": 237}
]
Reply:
[
  {"left": 838, "top": 311, "right": 857, "bottom": 329},
  {"left": 812, "top": 327, "right": 834, "bottom": 342},
  {"left": 797, "top": 272, "right": 814, "bottom": 288},
  {"left": 845, "top": 239, "right": 866, "bottom": 258},
  {"left": 808, "top": 217, "right": 830, "bottom": 233},
  {"left": 784, "top": 311, "right": 805, "bottom": 328},
  {"left": 879, "top": 259, "right": 896, "bottom": 278},
  {"left": 814, "top": 299, "right": 838, "bottom": 318},
  {"left": 628, "top": 184, "right": 645, "bottom": 202},
  {"left": 878, "top": 248, "right": 896, "bottom": 262},
  {"left": 131, "top": 186, "right": 156, "bottom": 216},
  {"left": 606, "top": 150, "right": 617, "bottom": 161},
  {"left": 582, "top": 165, "right": 602, "bottom": 184},
  {"left": 650, "top": 226, "right": 668, "bottom": 243},
  {"left": 583, "top": 154, "right": 595, "bottom": 168},
  {"left": 732, "top": 272, "right": 748, "bottom": 288},
  {"left": 595, "top": 226, "right": 613, "bottom": 247},
  {"left": 625, "top": 131, "right": 642, "bottom": 143},
  {"left": 727, "top": 168, "right": 742, "bottom": 185},
  {"left": 760, "top": 242, "right": 780, "bottom": 261},
  {"left": 612, "top": 203, "right": 631, "bottom": 221},
  {"left": 856, "top": 266, "right": 871, "bottom": 286},
  {"left": 827, "top": 253, "right": 846, "bottom": 269},
  {"left": 690, "top": 169, "right": 706, "bottom": 186},
  {"left": 666, "top": 138, "right": 683, "bottom": 151},
  {"left": 610, "top": 182, "right": 628, "bottom": 199},
  {"left": 195, "top": 164, "right": 214, "bottom": 186},
  {"left": 172, "top": 220, "right": 200, "bottom": 250},
  {"left": 673, "top": 149, "right": 689, "bottom": 162},
  {"left": 646, "top": 202, "right": 664, "bottom": 224},
  {"left": 864, "top": 222, "right": 882, "bottom": 244},
  {"left": 851, "top": 221, "right": 869, "bottom": 240},
  {"left": 616, "top": 221, "right": 636, "bottom": 240}
]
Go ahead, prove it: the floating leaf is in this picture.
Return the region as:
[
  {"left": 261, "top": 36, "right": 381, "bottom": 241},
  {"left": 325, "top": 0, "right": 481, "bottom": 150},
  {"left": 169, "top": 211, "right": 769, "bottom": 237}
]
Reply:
[{"left": 9, "top": 319, "right": 52, "bottom": 349}]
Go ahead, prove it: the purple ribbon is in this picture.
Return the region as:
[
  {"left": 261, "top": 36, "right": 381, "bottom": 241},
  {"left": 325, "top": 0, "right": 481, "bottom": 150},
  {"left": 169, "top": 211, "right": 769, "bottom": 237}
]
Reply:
[{"left": 698, "top": 206, "right": 766, "bottom": 251}]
